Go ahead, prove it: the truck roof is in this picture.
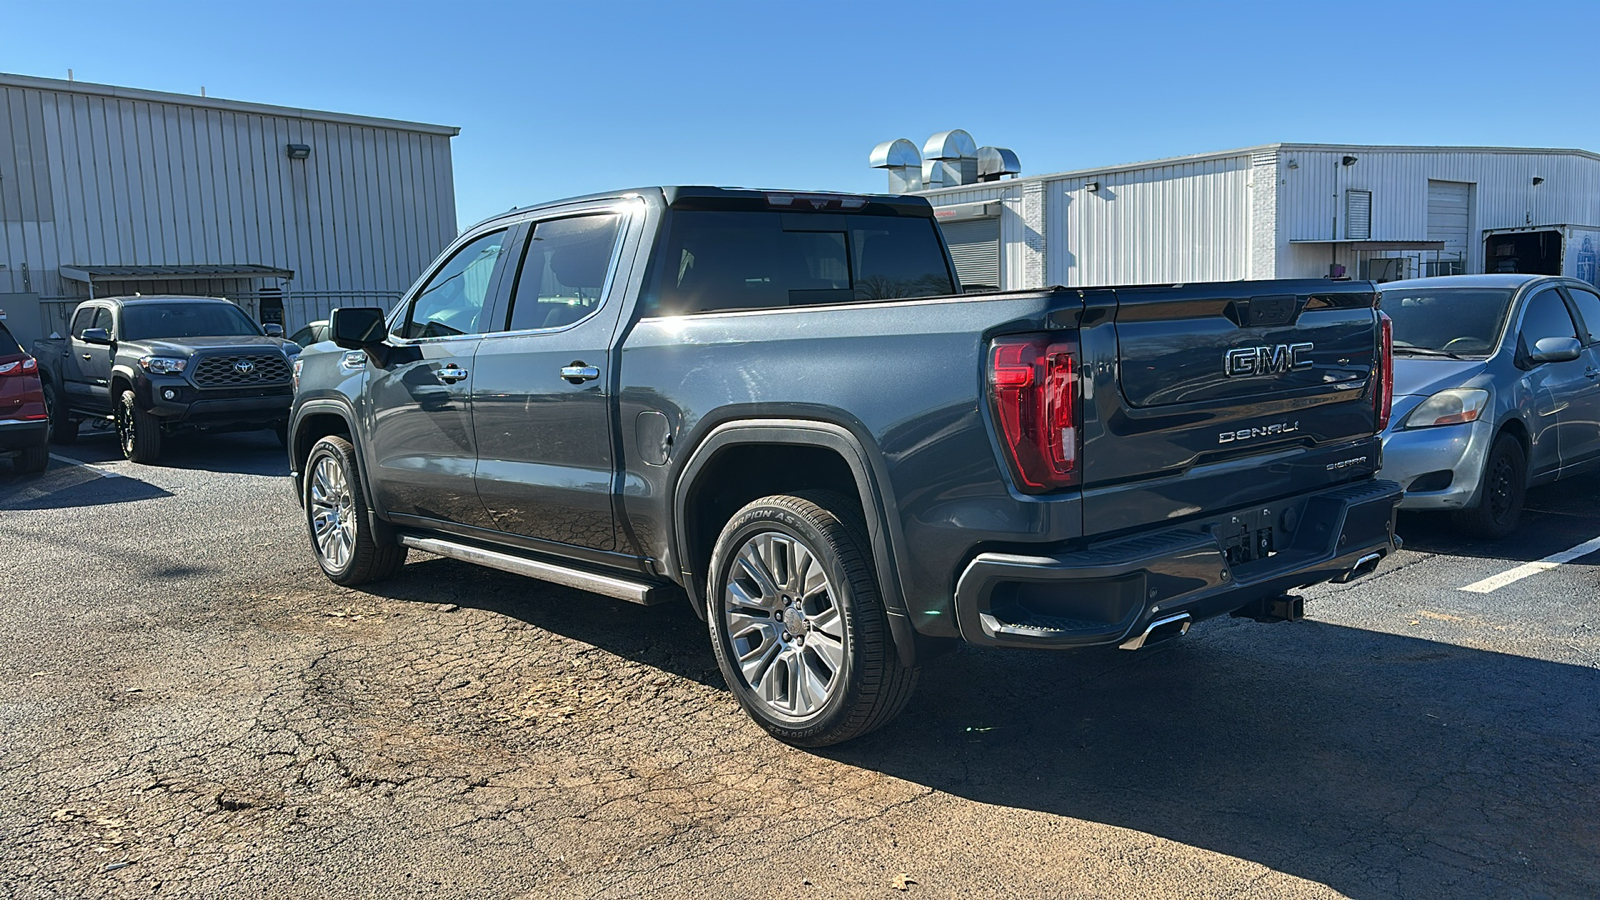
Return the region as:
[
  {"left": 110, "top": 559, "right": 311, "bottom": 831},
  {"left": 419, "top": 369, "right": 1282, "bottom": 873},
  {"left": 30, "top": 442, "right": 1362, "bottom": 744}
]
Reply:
[
  {"left": 470, "top": 186, "right": 934, "bottom": 231},
  {"left": 78, "top": 295, "right": 235, "bottom": 306}
]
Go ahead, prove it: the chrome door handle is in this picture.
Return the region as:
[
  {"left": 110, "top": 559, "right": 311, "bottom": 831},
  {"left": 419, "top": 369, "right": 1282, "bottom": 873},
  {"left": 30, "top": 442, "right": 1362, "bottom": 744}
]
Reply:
[
  {"left": 560, "top": 365, "right": 600, "bottom": 384},
  {"left": 81, "top": 353, "right": 92, "bottom": 360},
  {"left": 437, "top": 365, "right": 469, "bottom": 384}
]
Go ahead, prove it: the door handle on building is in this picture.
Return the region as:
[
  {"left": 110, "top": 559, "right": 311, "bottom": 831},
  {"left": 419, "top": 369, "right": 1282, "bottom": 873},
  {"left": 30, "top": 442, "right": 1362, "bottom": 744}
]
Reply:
[
  {"left": 560, "top": 364, "right": 600, "bottom": 384},
  {"left": 437, "top": 365, "right": 469, "bottom": 384}
]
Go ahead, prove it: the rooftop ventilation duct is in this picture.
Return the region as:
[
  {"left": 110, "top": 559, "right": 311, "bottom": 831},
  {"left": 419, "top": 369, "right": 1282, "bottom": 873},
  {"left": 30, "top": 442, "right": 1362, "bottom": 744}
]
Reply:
[
  {"left": 922, "top": 129, "right": 978, "bottom": 189},
  {"left": 871, "top": 131, "right": 1019, "bottom": 191},
  {"left": 976, "top": 146, "right": 1021, "bottom": 182},
  {"left": 870, "top": 138, "right": 923, "bottom": 193}
]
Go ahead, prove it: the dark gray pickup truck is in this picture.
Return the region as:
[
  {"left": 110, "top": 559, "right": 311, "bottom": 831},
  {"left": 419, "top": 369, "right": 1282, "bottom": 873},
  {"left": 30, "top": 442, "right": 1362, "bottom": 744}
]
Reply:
[
  {"left": 289, "top": 187, "right": 1402, "bottom": 745},
  {"left": 35, "top": 296, "right": 296, "bottom": 463}
]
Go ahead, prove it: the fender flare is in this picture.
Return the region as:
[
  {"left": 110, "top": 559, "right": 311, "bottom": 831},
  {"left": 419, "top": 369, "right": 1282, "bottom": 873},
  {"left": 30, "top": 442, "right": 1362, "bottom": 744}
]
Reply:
[{"left": 670, "top": 418, "right": 920, "bottom": 667}]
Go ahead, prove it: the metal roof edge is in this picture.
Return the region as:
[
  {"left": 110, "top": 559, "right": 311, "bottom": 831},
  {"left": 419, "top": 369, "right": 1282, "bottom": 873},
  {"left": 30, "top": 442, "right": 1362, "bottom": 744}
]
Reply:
[
  {"left": 0, "top": 72, "right": 461, "bottom": 137},
  {"left": 1275, "top": 142, "right": 1600, "bottom": 161}
]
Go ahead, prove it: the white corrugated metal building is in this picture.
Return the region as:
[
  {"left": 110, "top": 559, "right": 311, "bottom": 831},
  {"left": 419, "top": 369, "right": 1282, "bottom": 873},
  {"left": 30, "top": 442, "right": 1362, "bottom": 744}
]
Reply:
[
  {"left": 0, "top": 72, "right": 459, "bottom": 345},
  {"left": 905, "top": 143, "right": 1600, "bottom": 292}
]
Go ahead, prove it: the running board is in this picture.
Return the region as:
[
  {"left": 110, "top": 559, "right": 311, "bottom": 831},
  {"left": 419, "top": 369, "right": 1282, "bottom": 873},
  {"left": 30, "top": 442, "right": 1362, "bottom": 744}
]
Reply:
[{"left": 398, "top": 535, "right": 669, "bottom": 606}]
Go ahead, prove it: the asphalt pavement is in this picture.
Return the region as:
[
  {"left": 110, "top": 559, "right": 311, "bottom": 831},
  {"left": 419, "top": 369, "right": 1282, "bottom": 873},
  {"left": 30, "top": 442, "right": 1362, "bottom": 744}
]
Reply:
[{"left": 2, "top": 428, "right": 1597, "bottom": 899}]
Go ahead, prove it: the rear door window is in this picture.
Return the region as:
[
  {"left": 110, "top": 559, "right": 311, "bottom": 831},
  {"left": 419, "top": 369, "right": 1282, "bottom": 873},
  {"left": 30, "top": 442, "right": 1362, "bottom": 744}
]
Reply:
[
  {"left": 645, "top": 212, "right": 954, "bottom": 315},
  {"left": 504, "top": 213, "right": 624, "bottom": 332},
  {"left": 1564, "top": 286, "right": 1600, "bottom": 345}
]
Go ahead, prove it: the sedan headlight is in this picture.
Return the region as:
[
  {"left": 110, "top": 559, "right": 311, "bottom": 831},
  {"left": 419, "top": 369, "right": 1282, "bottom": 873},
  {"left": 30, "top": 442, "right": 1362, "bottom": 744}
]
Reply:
[
  {"left": 138, "top": 355, "right": 188, "bottom": 374},
  {"left": 1405, "top": 388, "right": 1489, "bottom": 428}
]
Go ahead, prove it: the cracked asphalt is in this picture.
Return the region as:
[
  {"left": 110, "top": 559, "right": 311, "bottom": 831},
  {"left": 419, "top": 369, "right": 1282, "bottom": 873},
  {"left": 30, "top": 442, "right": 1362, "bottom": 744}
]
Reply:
[{"left": 2, "top": 429, "right": 1597, "bottom": 899}]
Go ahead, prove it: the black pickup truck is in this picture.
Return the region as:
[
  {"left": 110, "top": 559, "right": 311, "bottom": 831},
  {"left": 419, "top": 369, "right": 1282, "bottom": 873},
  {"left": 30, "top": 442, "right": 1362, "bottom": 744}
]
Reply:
[
  {"left": 35, "top": 296, "right": 297, "bottom": 463},
  {"left": 289, "top": 187, "right": 1401, "bottom": 746}
]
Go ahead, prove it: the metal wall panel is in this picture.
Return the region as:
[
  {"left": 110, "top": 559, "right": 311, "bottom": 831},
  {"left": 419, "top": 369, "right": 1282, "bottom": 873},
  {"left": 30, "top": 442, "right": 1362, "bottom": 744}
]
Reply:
[
  {"left": 0, "top": 76, "right": 458, "bottom": 326},
  {"left": 1279, "top": 147, "right": 1600, "bottom": 276},
  {"left": 1042, "top": 155, "right": 1253, "bottom": 287},
  {"left": 921, "top": 155, "right": 1252, "bottom": 289}
]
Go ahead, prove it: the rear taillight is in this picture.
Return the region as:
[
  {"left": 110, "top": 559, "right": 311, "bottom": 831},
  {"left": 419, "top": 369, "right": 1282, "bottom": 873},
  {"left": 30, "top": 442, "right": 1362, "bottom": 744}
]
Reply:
[
  {"left": 988, "top": 335, "right": 1080, "bottom": 493},
  {"left": 0, "top": 357, "right": 37, "bottom": 377},
  {"left": 1376, "top": 312, "right": 1394, "bottom": 431}
]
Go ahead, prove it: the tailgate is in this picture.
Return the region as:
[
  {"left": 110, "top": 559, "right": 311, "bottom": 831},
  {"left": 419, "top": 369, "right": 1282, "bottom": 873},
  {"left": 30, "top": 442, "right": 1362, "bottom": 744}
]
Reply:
[{"left": 1080, "top": 280, "right": 1383, "bottom": 535}]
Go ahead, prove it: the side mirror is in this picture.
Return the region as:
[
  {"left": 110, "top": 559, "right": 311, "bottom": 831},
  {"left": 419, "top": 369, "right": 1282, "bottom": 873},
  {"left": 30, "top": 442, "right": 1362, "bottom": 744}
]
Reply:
[
  {"left": 262, "top": 323, "right": 284, "bottom": 338},
  {"left": 331, "top": 307, "right": 389, "bottom": 351},
  {"left": 1529, "top": 336, "right": 1582, "bottom": 365},
  {"left": 81, "top": 327, "right": 113, "bottom": 345}
]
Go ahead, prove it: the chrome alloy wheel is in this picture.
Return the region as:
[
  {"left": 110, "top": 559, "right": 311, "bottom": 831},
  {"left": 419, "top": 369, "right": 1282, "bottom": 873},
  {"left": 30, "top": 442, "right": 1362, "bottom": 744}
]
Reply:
[
  {"left": 722, "top": 531, "right": 846, "bottom": 718},
  {"left": 308, "top": 455, "right": 357, "bottom": 570}
]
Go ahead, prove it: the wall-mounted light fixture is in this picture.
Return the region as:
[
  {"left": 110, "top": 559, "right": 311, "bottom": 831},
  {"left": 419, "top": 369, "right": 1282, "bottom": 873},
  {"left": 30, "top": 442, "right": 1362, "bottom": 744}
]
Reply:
[
  {"left": 1085, "top": 181, "right": 1100, "bottom": 192},
  {"left": 285, "top": 144, "right": 311, "bottom": 160},
  {"left": 1532, "top": 176, "right": 1545, "bottom": 186},
  {"left": 1287, "top": 159, "right": 1299, "bottom": 169},
  {"left": 1341, "top": 155, "right": 1359, "bottom": 166}
]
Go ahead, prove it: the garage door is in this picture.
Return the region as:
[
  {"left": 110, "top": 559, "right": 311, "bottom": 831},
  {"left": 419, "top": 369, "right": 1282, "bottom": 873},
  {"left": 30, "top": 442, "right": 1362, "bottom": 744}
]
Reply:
[
  {"left": 1427, "top": 181, "right": 1472, "bottom": 275},
  {"left": 939, "top": 217, "right": 1001, "bottom": 292}
]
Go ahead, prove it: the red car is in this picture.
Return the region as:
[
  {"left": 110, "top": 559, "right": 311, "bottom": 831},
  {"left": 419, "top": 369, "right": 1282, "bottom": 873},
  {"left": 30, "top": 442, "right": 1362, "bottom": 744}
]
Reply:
[{"left": 0, "top": 315, "right": 49, "bottom": 474}]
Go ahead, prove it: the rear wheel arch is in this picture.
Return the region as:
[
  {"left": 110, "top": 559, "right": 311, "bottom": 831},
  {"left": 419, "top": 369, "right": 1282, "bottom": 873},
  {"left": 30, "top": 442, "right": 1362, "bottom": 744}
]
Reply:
[{"left": 670, "top": 419, "right": 920, "bottom": 665}]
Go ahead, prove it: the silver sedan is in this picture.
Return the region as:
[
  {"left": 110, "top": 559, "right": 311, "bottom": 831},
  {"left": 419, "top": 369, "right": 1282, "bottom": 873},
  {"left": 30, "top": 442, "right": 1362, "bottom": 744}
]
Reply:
[{"left": 1379, "top": 274, "right": 1600, "bottom": 538}]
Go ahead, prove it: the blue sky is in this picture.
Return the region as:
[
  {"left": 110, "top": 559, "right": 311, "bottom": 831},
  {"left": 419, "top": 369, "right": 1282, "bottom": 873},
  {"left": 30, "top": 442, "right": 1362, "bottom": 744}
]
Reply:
[{"left": 7, "top": 0, "right": 1600, "bottom": 227}]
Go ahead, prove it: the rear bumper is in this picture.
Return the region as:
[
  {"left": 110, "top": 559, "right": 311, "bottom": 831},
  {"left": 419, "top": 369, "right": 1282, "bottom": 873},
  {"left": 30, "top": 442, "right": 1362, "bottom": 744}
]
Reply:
[
  {"left": 953, "top": 478, "right": 1403, "bottom": 650},
  {"left": 0, "top": 418, "right": 49, "bottom": 452}
]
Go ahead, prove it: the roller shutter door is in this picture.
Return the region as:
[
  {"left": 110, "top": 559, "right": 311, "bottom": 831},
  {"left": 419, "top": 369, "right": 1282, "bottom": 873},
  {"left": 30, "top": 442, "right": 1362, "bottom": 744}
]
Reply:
[
  {"left": 939, "top": 217, "right": 1001, "bottom": 291},
  {"left": 1427, "top": 181, "right": 1471, "bottom": 274}
]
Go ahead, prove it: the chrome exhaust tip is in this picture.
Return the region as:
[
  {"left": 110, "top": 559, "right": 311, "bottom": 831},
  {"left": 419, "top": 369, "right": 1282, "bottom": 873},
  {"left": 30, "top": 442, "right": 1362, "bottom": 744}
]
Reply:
[
  {"left": 1119, "top": 612, "right": 1191, "bottom": 651},
  {"left": 1333, "top": 551, "right": 1384, "bottom": 584}
]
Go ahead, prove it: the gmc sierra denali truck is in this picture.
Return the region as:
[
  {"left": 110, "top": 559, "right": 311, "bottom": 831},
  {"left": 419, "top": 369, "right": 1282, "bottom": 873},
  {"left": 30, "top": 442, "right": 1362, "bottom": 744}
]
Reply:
[
  {"left": 289, "top": 187, "right": 1401, "bottom": 746},
  {"left": 35, "top": 296, "right": 296, "bottom": 463}
]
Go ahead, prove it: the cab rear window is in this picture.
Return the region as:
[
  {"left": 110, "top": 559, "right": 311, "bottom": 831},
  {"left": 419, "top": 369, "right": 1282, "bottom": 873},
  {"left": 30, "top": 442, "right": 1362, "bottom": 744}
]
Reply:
[{"left": 644, "top": 211, "right": 955, "bottom": 315}]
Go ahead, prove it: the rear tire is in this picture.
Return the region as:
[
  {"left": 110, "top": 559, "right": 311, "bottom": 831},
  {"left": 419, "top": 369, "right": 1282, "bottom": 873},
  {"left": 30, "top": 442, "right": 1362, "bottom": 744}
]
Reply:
[
  {"left": 15, "top": 441, "right": 49, "bottom": 474},
  {"left": 1453, "top": 434, "right": 1526, "bottom": 540},
  {"left": 43, "top": 382, "right": 77, "bottom": 445},
  {"left": 304, "top": 434, "right": 405, "bottom": 586},
  {"left": 115, "top": 389, "right": 162, "bottom": 463},
  {"left": 706, "top": 490, "right": 918, "bottom": 747}
]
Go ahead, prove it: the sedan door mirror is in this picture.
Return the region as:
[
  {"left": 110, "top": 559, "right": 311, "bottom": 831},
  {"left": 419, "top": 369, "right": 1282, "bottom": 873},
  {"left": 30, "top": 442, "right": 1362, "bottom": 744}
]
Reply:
[
  {"left": 262, "top": 323, "right": 284, "bottom": 338},
  {"left": 331, "top": 307, "right": 389, "bottom": 351},
  {"left": 1529, "top": 336, "right": 1582, "bottom": 364},
  {"left": 80, "top": 327, "right": 113, "bottom": 345}
]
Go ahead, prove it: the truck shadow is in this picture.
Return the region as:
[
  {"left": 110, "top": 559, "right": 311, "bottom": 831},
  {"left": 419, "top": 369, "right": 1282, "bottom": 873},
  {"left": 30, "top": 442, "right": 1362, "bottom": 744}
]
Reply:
[
  {"left": 0, "top": 457, "right": 171, "bottom": 509},
  {"left": 828, "top": 620, "right": 1600, "bottom": 898},
  {"left": 58, "top": 428, "right": 289, "bottom": 476},
  {"left": 376, "top": 559, "right": 1599, "bottom": 896}
]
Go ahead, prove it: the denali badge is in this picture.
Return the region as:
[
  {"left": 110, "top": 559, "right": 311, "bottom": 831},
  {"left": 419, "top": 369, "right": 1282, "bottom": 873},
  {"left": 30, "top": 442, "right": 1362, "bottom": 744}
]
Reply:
[
  {"left": 1219, "top": 420, "right": 1299, "bottom": 444},
  {"left": 1224, "top": 342, "right": 1313, "bottom": 377}
]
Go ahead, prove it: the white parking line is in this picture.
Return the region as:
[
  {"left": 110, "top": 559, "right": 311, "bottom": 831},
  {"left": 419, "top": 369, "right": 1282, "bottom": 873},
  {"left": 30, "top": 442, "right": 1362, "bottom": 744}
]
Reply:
[
  {"left": 1459, "top": 534, "right": 1600, "bottom": 594},
  {"left": 48, "top": 453, "right": 125, "bottom": 479}
]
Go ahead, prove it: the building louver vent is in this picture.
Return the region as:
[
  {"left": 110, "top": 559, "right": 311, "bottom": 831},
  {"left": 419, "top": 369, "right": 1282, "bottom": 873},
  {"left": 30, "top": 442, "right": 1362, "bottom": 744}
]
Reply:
[{"left": 1346, "top": 190, "right": 1372, "bottom": 240}]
